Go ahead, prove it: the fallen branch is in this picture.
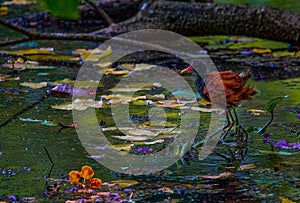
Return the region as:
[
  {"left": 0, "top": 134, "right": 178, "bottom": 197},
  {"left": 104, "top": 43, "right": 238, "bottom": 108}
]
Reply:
[
  {"left": 1, "top": 1, "right": 300, "bottom": 47},
  {"left": 0, "top": 17, "right": 110, "bottom": 47}
]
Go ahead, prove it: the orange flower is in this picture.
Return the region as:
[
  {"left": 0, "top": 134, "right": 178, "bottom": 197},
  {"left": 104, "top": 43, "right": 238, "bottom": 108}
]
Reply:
[
  {"left": 80, "top": 165, "right": 94, "bottom": 183},
  {"left": 69, "top": 170, "right": 81, "bottom": 185},
  {"left": 89, "top": 178, "right": 102, "bottom": 188}
]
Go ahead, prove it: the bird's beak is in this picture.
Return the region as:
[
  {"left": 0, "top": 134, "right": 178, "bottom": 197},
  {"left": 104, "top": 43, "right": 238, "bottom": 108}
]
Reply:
[{"left": 180, "top": 65, "right": 194, "bottom": 74}]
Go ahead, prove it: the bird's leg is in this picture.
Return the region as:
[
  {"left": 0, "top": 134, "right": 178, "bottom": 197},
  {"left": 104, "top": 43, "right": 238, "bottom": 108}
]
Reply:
[
  {"left": 220, "top": 108, "right": 235, "bottom": 142},
  {"left": 232, "top": 107, "right": 249, "bottom": 160}
]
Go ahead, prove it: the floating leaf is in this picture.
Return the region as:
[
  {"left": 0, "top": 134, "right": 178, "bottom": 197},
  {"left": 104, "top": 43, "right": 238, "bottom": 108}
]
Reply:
[
  {"left": 253, "top": 48, "right": 271, "bottom": 54},
  {"left": 20, "top": 82, "right": 48, "bottom": 89},
  {"left": 0, "top": 48, "right": 53, "bottom": 56},
  {"left": 258, "top": 150, "right": 295, "bottom": 156},
  {"left": 19, "top": 118, "right": 42, "bottom": 122},
  {"left": 154, "top": 100, "right": 191, "bottom": 109},
  {"left": 255, "top": 178, "right": 279, "bottom": 184},
  {"left": 25, "top": 65, "right": 55, "bottom": 70},
  {"left": 103, "top": 94, "right": 146, "bottom": 105},
  {"left": 157, "top": 186, "right": 174, "bottom": 193},
  {"left": 228, "top": 36, "right": 255, "bottom": 42},
  {"left": 278, "top": 197, "right": 296, "bottom": 203},
  {"left": 229, "top": 41, "right": 288, "bottom": 50},
  {"left": 190, "top": 107, "right": 220, "bottom": 113},
  {"left": 48, "top": 84, "right": 95, "bottom": 97},
  {"left": 3, "top": 0, "right": 35, "bottom": 5},
  {"left": 26, "top": 54, "right": 80, "bottom": 62},
  {"left": 0, "top": 7, "right": 8, "bottom": 15},
  {"left": 110, "top": 180, "right": 138, "bottom": 188},
  {"left": 112, "top": 135, "right": 156, "bottom": 142},
  {"left": 2, "top": 58, "right": 26, "bottom": 70},
  {"left": 19, "top": 118, "right": 57, "bottom": 126},
  {"left": 202, "top": 172, "right": 236, "bottom": 179},
  {"left": 272, "top": 51, "right": 295, "bottom": 58},
  {"left": 0, "top": 74, "right": 20, "bottom": 81},
  {"left": 104, "top": 68, "right": 129, "bottom": 75},
  {"left": 238, "top": 164, "right": 256, "bottom": 171},
  {"left": 133, "top": 139, "right": 164, "bottom": 145},
  {"left": 247, "top": 108, "right": 267, "bottom": 115},
  {"left": 110, "top": 144, "right": 133, "bottom": 152},
  {"left": 51, "top": 99, "right": 102, "bottom": 110},
  {"left": 74, "top": 47, "right": 109, "bottom": 60}
]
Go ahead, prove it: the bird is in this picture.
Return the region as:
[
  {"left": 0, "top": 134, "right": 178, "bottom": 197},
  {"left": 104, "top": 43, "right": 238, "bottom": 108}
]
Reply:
[
  {"left": 180, "top": 65, "right": 257, "bottom": 161},
  {"left": 180, "top": 65, "right": 256, "bottom": 107}
]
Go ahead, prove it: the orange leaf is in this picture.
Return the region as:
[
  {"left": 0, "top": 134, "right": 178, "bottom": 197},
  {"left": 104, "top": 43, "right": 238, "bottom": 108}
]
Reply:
[
  {"left": 80, "top": 165, "right": 94, "bottom": 181},
  {"left": 90, "top": 178, "right": 102, "bottom": 188},
  {"left": 68, "top": 170, "right": 81, "bottom": 185}
]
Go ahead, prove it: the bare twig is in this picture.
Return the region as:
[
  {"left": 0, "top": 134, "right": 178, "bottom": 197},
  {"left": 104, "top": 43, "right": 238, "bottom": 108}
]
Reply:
[
  {"left": 86, "top": 0, "right": 115, "bottom": 25},
  {"left": 44, "top": 147, "right": 55, "bottom": 166}
]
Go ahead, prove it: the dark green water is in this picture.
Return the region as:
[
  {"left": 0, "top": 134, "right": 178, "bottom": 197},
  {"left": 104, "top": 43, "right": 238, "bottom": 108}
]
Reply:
[{"left": 0, "top": 0, "right": 300, "bottom": 201}]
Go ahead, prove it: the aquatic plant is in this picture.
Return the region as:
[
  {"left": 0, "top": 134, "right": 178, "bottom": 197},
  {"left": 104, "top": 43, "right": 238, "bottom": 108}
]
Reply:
[{"left": 69, "top": 165, "right": 102, "bottom": 188}]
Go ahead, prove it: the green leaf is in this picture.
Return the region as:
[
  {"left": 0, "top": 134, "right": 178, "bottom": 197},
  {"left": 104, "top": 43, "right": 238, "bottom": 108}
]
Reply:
[
  {"left": 38, "top": 0, "right": 81, "bottom": 20},
  {"left": 265, "top": 97, "right": 284, "bottom": 113}
]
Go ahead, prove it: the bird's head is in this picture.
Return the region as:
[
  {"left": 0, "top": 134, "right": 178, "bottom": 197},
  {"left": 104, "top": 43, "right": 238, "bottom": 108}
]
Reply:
[{"left": 180, "top": 64, "right": 194, "bottom": 75}]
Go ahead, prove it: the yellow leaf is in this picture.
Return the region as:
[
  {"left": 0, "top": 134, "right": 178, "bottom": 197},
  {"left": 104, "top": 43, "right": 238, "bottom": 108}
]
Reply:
[
  {"left": 272, "top": 51, "right": 295, "bottom": 58},
  {"left": 104, "top": 68, "right": 129, "bottom": 75},
  {"left": 279, "top": 197, "right": 296, "bottom": 203},
  {"left": 133, "top": 139, "right": 164, "bottom": 145},
  {"left": 2, "top": 63, "right": 25, "bottom": 70},
  {"left": 51, "top": 99, "right": 102, "bottom": 110},
  {"left": 0, "top": 7, "right": 8, "bottom": 15},
  {"left": 253, "top": 48, "right": 272, "bottom": 54},
  {"left": 238, "top": 164, "right": 256, "bottom": 171},
  {"left": 3, "top": 0, "right": 35, "bottom": 5},
  {"left": 247, "top": 109, "right": 267, "bottom": 115},
  {"left": 0, "top": 74, "right": 20, "bottom": 81},
  {"left": 110, "top": 180, "right": 138, "bottom": 188},
  {"left": 20, "top": 82, "right": 48, "bottom": 89},
  {"left": 110, "top": 144, "right": 133, "bottom": 151},
  {"left": 190, "top": 107, "right": 220, "bottom": 113},
  {"left": 0, "top": 48, "right": 53, "bottom": 56}
]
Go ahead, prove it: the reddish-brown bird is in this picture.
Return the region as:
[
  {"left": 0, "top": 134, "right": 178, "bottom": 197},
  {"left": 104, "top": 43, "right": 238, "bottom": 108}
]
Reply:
[{"left": 180, "top": 65, "right": 256, "bottom": 107}]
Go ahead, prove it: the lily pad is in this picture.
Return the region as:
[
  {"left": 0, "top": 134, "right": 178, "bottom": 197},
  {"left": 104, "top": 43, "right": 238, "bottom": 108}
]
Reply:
[
  {"left": 51, "top": 99, "right": 102, "bottom": 110},
  {"left": 20, "top": 82, "right": 48, "bottom": 89},
  {"left": 110, "top": 180, "right": 138, "bottom": 188}
]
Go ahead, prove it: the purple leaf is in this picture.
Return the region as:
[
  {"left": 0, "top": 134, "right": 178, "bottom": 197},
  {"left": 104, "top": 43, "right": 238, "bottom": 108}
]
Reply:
[
  {"left": 274, "top": 140, "right": 288, "bottom": 149},
  {"left": 48, "top": 84, "right": 95, "bottom": 97}
]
